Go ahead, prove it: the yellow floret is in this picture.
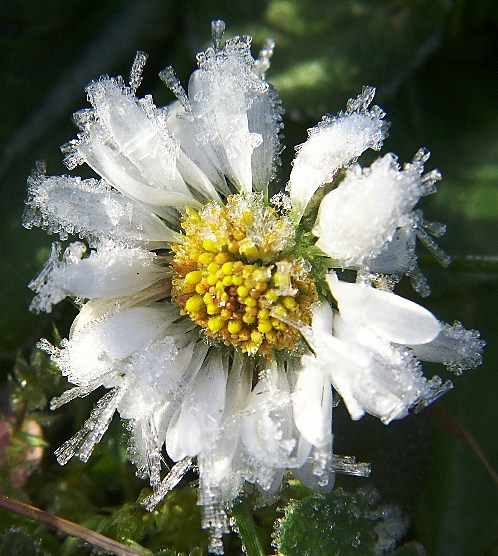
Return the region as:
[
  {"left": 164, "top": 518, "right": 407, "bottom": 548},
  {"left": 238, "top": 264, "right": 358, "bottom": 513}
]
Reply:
[
  {"left": 185, "top": 270, "right": 203, "bottom": 284},
  {"left": 198, "top": 252, "right": 214, "bottom": 266},
  {"left": 227, "top": 320, "right": 243, "bottom": 334},
  {"left": 185, "top": 295, "right": 204, "bottom": 313},
  {"left": 202, "top": 239, "right": 219, "bottom": 253},
  {"left": 283, "top": 296, "right": 298, "bottom": 310},
  {"left": 215, "top": 252, "right": 230, "bottom": 265},
  {"left": 207, "top": 274, "right": 217, "bottom": 286},
  {"left": 239, "top": 243, "right": 259, "bottom": 260},
  {"left": 208, "top": 316, "right": 225, "bottom": 332},
  {"left": 245, "top": 297, "right": 258, "bottom": 308},
  {"left": 237, "top": 285, "right": 249, "bottom": 297},
  {"left": 242, "top": 314, "right": 256, "bottom": 324},
  {"left": 257, "top": 319, "right": 273, "bottom": 334},
  {"left": 221, "top": 261, "right": 234, "bottom": 275},
  {"left": 206, "top": 303, "right": 219, "bottom": 315},
  {"left": 251, "top": 330, "right": 263, "bottom": 344}
]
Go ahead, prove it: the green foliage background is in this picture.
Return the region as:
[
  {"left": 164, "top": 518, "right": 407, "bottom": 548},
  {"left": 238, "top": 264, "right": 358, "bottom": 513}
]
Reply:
[{"left": 0, "top": 1, "right": 496, "bottom": 554}]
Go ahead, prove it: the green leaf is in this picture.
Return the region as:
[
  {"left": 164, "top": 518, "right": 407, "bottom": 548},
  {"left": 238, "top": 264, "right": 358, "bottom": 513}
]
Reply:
[
  {"left": 144, "top": 487, "right": 208, "bottom": 554},
  {"left": 16, "top": 432, "right": 49, "bottom": 449},
  {"left": 276, "top": 488, "right": 405, "bottom": 556},
  {"left": 96, "top": 503, "right": 152, "bottom": 552}
]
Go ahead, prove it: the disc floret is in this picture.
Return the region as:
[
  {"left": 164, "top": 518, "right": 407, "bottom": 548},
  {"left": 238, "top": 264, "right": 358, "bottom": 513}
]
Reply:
[{"left": 172, "top": 194, "right": 317, "bottom": 356}]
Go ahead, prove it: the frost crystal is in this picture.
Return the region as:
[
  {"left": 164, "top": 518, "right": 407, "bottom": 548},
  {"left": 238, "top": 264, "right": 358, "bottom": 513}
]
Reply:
[{"left": 25, "top": 20, "right": 484, "bottom": 552}]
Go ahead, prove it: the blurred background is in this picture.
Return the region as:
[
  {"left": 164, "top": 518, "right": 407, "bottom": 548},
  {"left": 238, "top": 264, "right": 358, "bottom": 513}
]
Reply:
[{"left": 0, "top": 1, "right": 496, "bottom": 554}]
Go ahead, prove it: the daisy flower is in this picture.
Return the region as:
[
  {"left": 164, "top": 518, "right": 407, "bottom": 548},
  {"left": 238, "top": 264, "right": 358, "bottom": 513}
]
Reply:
[{"left": 24, "top": 20, "right": 484, "bottom": 553}]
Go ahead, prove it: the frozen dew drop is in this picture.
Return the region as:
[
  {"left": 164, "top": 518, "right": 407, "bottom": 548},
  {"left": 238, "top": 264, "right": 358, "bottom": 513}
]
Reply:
[{"left": 253, "top": 38, "right": 276, "bottom": 79}]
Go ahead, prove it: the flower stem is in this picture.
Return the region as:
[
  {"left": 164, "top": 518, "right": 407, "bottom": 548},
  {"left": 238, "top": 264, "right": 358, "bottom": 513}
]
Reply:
[
  {"left": 0, "top": 493, "right": 150, "bottom": 556},
  {"left": 231, "top": 500, "right": 265, "bottom": 556}
]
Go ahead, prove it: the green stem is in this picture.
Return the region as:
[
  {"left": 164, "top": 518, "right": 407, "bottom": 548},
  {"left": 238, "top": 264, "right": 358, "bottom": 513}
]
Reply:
[{"left": 231, "top": 500, "right": 265, "bottom": 556}]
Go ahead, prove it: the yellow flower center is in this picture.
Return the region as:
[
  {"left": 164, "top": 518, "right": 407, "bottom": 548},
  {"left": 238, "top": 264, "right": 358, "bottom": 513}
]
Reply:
[{"left": 171, "top": 194, "right": 316, "bottom": 356}]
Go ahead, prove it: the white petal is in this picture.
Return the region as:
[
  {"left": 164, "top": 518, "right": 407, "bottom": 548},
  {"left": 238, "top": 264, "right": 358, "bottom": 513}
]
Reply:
[
  {"left": 186, "top": 36, "right": 268, "bottom": 193},
  {"left": 118, "top": 330, "right": 203, "bottom": 424},
  {"left": 29, "top": 242, "right": 166, "bottom": 312},
  {"left": 314, "top": 154, "right": 422, "bottom": 266},
  {"left": 326, "top": 273, "right": 441, "bottom": 344},
  {"left": 54, "top": 304, "right": 179, "bottom": 385},
  {"left": 311, "top": 301, "right": 334, "bottom": 336},
  {"left": 361, "top": 227, "right": 416, "bottom": 274},
  {"left": 293, "top": 447, "right": 335, "bottom": 493},
  {"left": 164, "top": 101, "right": 230, "bottom": 196},
  {"left": 176, "top": 150, "right": 223, "bottom": 202},
  {"left": 293, "top": 358, "right": 332, "bottom": 447},
  {"left": 224, "top": 352, "right": 252, "bottom": 417},
  {"left": 87, "top": 78, "right": 186, "bottom": 187},
  {"left": 79, "top": 137, "right": 200, "bottom": 214},
  {"left": 241, "top": 363, "right": 295, "bottom": 467},
  {"left": 63, "top": 76, "right": 208, "bottom": 220},
  {"left": 69, "top": 281, "right": 170, "bottom": 335},
  {"left": 166, "top": 353, "right": 228, "bottom": 460},
  {"left": 24, "top": 174, "right": 180, "bottom": 247},
  {"left": 288, "top": 87, "right": 387, "bottom": 215},
  {"left": 409, "top": 321, "right": 485, "bottom": 373},
  {"left": 314, "top": 325, "right": 431, "bottom": 424},
  {"left": 200, "top": 354, "right": 252, "bottom": 486},
  {"left": 247, "top": 84, "right": 283, "bottom": 191}
]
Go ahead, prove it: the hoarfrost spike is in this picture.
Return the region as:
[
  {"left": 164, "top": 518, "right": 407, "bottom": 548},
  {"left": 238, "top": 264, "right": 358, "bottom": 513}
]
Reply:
[
  {"left": 211, "top": 20, "right": 226, "bottom": 50},
  {"left": 253, "top": 38, "right": 276, "bottom": 79},
  {"left": 159, "top": 66, "right": 191, "bottom": 112},
  {"left": 129, "top": 51, "right": 148, "bottom": 93}
]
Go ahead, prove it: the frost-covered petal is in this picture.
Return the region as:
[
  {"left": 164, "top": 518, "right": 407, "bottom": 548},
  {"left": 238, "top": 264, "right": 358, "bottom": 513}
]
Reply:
[
  {"left": 288, "top": 86, "right": 387, "bottom": 215},
  {"left": 293, "top": 448, "right": 335, "bottom": 493},
  {"left": 362, "top": 227, "right": 416, "bottom": 274},
  {"left": 185, "top": 36, "right": 270, "bottom": 193},
  {"left": 117, "top": 330, "right": 199, "bottom": 421},
  {"left": 248, "top": 81, "right": 283, "bottom": 191},
  {"left": 326, "top": 315, "right": 437, "bottom": 423},
  {"left": 242, "top": 363, "right": 295, "bottom": 467},
  {"left": 198, "top": 354, "right": 252, "bottom": 488},
  {"left": 69, "top": 77, "right": 191, "bottom": 194},
  {"left": 24, "top": 174, "right": 180, "bottom": 247},
  {"left": 29, "top": 242, "right": 166, "bottom": 313},
  {"left": 314, "top": 154, "right": 424, "bottom": 266},
  {"left": 176, "top": 149, "right": 223, "bottom": 203},
  {"left": 164, "top": 101, "right": 230, "bottom": 196},
  {"left": 78, "top": 135, "right": 200, "bottom": 215},
  {"left": 409, "top": 321, "right": 485, "bottom": 374},
  {"left": 68, "top": 280, "right": 171, "bottom": 337},
  {"left": 293, "top": 358, "right": 332, "bottom": 447},
  {"left": 166, "top": 352, "right": 228, "bottom": 461},
  {"left": 327, "top": 273, "right": 440, "bottom": 345},
  {"left": 121, "top": 334, "right": 207, "bottom": 484},
  {"left": 309, "top": 300, "right": 334, "bottom": 337},
  {"left": 52, "top": 304, "right": 180, "bottom": 385},
  {"left": 88, "top": 80, "right": 182, "bottom": 187}
]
